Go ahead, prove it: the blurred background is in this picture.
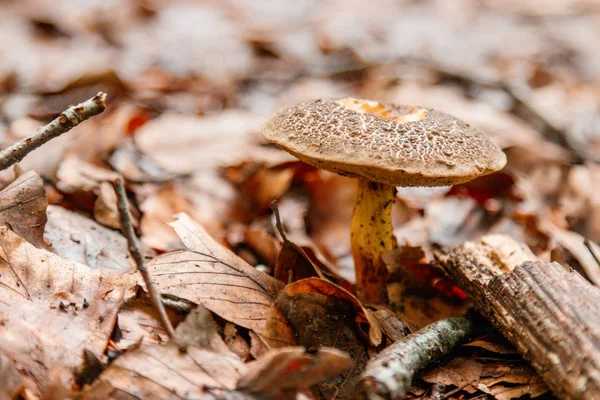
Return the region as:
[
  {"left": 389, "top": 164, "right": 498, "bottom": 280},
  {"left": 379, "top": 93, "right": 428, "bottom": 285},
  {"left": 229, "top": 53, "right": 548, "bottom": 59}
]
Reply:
[{"left": 1, "top": 0, "right": 600, "bottom": 316}]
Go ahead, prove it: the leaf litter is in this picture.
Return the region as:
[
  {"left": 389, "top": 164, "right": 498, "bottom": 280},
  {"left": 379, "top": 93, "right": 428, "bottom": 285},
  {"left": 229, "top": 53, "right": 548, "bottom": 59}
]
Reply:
[{"left": 2, "top": 1, "right": 600, "bottom": 398}]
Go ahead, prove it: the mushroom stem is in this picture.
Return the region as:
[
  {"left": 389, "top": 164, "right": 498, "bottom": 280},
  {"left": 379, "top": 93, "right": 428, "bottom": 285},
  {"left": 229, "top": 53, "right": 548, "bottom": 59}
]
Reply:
[{"left": 351, "top": 177, "right": 397, "bottom": 304}]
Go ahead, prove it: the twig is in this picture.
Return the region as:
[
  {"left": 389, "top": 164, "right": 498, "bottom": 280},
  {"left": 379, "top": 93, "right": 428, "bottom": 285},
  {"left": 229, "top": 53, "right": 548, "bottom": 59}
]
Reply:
[
  {"left": 112, "top": 176, "right": 175, "bottom": 339},
  {"left": 358, "top": 315, "right": 480, "bottom": 400},
  {"left": 0, "top": 92, "right": 107, "bottom": 171}
]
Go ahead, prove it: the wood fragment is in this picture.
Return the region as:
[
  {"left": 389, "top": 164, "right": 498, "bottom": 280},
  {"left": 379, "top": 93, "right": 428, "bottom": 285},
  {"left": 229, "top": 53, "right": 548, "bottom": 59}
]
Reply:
[
  {"left": 112, "top": 176, "right": 175, "bottom": 339},
  {"left": 435, "top": 234, "right": 600, "bottom": 400},
  {"left": 0, "top": 92, "right": 107, "bottom": 171},
  {"left": 358, "top": 315, "right": 477, "bottom": 400}
]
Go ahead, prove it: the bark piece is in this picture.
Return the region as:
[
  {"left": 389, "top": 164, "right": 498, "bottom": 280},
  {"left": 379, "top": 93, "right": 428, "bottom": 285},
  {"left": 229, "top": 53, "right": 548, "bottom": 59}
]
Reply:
[{"left": 435, "top": 234, "right": 600, "bottom": 400}]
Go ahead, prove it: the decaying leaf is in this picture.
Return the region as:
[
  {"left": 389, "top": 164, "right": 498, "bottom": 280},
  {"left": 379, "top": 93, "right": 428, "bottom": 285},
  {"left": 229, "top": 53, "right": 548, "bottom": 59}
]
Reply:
[
  {"left": 115, "top": 295, "right": 186, "bottom": 350},
  {"left": 421, "top": 356, "right": 549, "bottom": 399},
  {"left": 237, "top": 347, "right": 353, "bottom": 400},
  {"left": 0, "top": 170, "right": 47, "bottom": 248},
  {"left": 284, "top": 277, "right": 382, "bottom": 346},
  {"left": 55, "top": 155, "right": 120, "bottom": 194},
  {"left": 277, "top": 281, "right": 371, "bottom": 399},
  {"left": 140, "top": 171, "right": 237, "bottom": 251},
  {"left": 93, "top": 343, "right": 250, "bottom": 400},
  {"left": 44, "top": 205, "right": 136, "bottom": 274},
  {"left": 148, "top": 213, "right": 295, "bottom": 348},
  {"left": 0, "top": 226, "right": 136, "bottom": 394}
]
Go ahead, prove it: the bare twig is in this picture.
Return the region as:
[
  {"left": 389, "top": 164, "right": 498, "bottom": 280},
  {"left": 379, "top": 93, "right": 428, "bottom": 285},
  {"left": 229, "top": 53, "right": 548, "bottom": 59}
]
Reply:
[
  {"left": 112, "top": 176, "right": 175, "bottom": 339},
  {"left": 358, "top": 315, "right": 480, "bottom": 400},
  {"left": 0, "top": 92, "right": 107, "bottom": 171}
]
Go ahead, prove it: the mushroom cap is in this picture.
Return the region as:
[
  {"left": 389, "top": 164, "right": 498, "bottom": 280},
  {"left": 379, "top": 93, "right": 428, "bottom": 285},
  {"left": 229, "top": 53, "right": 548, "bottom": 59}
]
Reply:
[{"left": 262, "top": 97, "right": 507, "bottom": 186}]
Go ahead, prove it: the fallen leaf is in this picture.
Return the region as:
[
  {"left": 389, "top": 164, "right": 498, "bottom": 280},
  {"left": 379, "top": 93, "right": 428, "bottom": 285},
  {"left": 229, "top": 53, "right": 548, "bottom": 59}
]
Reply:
[
  {"left": 94, "top": 343, "right": 250, "bottom": 400},
  {"left": 0, "top": 226, "right": 136, "bottom": 394},
  {"left": 115, "top": 295, "right": 186, "bottom": 351},
  {"left": 140, "top": 171, "right": 237, "bottom": 252},
  {"left": 44, "top": 205, "right": 137, "bottom": 274},
  {"left": 135, "top": 110, "right": 263, "bottom": 175},
  {"left": 284, "top": 278, "right": 382, "bottom": 346},
  {"left": 108, "top": 140, "right": 179, "bottom": 183},
  {"left": 173, "top": 305, "right": 230, "bottom": 353},
  {"left": 147, "top": 213, "right": 295, "bottom": 348},
  {"left": 55, "top": 155, "right": 120, "bottom": 194},
  {"left": 276, "top": 284, "right": 368, "bottom": 400},
  {"left": 93, "top": 181, "right": 122, "bottom": 230},
  {"left": 237, "top": 347, "right": 353, "bottom": 400},
  {"left": 0, "top": 170, "right": 47, "bottom": 248}
]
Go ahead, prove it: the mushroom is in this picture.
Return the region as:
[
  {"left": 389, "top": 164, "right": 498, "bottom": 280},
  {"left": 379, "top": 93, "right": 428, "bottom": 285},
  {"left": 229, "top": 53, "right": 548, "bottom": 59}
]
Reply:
[{"left": 262, "top": 97, "right": 507, "bottom": 304}]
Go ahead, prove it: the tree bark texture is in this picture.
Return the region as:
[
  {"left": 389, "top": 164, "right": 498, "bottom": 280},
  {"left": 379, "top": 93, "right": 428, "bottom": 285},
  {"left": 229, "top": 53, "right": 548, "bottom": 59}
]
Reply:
[{"left": 435, "top": 234, "right": 600, "bottom": 400}]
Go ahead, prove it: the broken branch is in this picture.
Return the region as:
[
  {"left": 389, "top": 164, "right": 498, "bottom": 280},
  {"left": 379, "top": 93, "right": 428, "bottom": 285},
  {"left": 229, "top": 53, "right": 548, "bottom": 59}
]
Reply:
[
  {"left": 112, "top": 176, "right": 175, "bottom": 339},
  {"left": 358, "top": 315, "right": 479, "bottom": 400},
  {"left": 435, "top": 234, "right": 600, "bottom": 400},
  {"left": 0, "top": 92, "right": 107, "bottom": 171}
]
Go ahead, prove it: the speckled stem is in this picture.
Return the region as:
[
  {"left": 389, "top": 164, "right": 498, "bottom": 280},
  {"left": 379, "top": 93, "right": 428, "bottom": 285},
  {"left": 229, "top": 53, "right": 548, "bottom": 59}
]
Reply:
[
  {"left": 0, "top": 92, "right": 106, "bottom": 171},
  {"left": 351, "top": 178, "right": 397, "bottom": 304}
]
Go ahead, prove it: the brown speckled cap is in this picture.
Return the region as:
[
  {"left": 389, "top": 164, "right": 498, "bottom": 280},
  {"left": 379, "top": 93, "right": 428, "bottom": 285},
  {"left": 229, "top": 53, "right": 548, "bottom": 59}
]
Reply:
[{"left": 262, "top": 97, "right": 507, "bottom": 186}]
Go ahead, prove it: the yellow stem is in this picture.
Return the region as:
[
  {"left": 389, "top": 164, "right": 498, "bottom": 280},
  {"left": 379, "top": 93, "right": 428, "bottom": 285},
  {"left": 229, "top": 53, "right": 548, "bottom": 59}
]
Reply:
[{"left": 351, "top": 178, "right": 397, "bottom": 304}]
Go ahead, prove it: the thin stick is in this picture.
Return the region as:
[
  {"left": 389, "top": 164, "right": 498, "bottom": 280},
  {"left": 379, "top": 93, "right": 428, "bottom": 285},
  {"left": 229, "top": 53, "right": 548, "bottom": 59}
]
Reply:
[
  {"left": 0, "top": 92, "right": 107, "bottom": 171},
  {"left": 358, "top": 315, "right": 481, "bottom": 399},
  {"left": 112, "top": 176, "right": 175, "bottom": 339}
]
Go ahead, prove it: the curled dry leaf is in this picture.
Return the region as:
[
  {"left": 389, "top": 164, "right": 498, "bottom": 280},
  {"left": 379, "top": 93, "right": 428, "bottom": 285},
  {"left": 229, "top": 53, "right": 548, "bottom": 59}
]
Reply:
[
  {"left": 284, "top": 277, "right": 382, "bottom": 346},
  {"left": 0, "top": 226, "right": 136, "bottom": 394},
  {"left": 237, "top": 347, "right": 353, "bottom": 400},
  {"left": 0, "top": 170, "right": 47, "bottom": 248},
  {"left": 147, "top": 213, "right": 295, "bottom": 348},
  {"left": 44, "top": 205, "right": 137, "bottom": 274}
]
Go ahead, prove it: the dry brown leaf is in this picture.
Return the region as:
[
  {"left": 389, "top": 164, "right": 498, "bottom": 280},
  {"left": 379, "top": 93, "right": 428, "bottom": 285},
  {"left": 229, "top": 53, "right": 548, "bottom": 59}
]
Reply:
[
  {"left": 224, "top": 322, "right": 252, "bottom": 362},
  {"left": 478, "top": 362, "right": 549, "bottom": 399},
  {"left": 545, "top": 224, "right": 600, "bottom": 286},
  {"left": 237, "top": 347, "right": 353, "bottom": 400},
  {"left": 241, "top": 167, "right": 294, "bottom": 213},
  {"left": 94, "top": 343, "right": 250, "bottom": 400},
  {"left": 276, "top": 283, "right": 368, "bottom": 399},
  {"left": 140, "top": 171, "right": 237, "bottom": 252},
  {"left": 421, "top": 357, "right": 483, "bottom": 394},
  {"left": 44, "top": 205, "right": 136, "bottom": 274},
  {"left": 135, "top": 111, "right": 263, "bottom": 175},
  {"left": 116, "top": 296, "right": 186, "bottom": 351},
  {"left": 93, "top": 181, "right": 121, "bottom": 230},
  {"left": 0, "top": 170, "right": 47, "bottom": 248},
  {"left": 284, "top": 277, "right": 382, "bottom": 346},
  {"left": 464, "top": 335, "right": 519, "bottom": 355},
  {"left": 0, "top": 226, "right": 136, "bottom": 394},
  {"left": 108, "top": 141, "right": 179, "bottom": 183},
  {"left": 55, "top": 155, "right": 120, "bottom": 194},
  {"left": 173, "top": 305, "right": 230, "bottom": 353},
  {"left": 147, "top": 213, "right": 295, "bottom": 348}
]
